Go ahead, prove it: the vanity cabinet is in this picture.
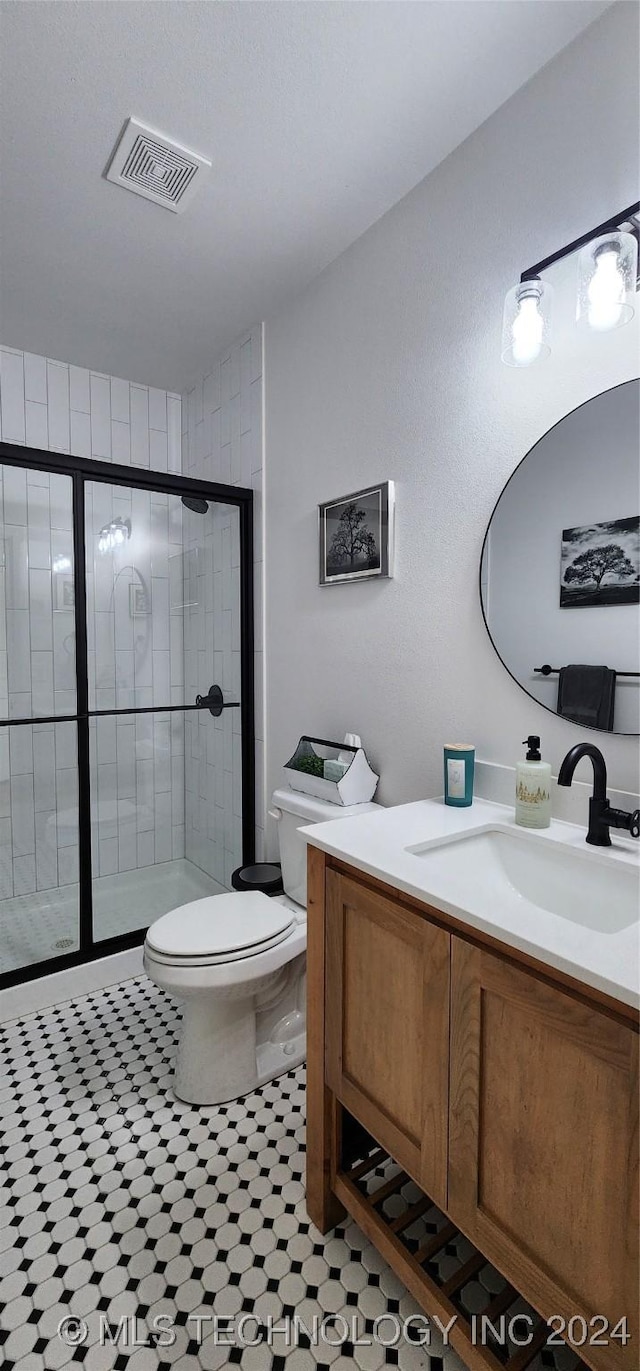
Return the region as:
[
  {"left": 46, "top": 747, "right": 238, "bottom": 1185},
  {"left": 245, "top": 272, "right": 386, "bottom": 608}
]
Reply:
[
  {"left": 308, "top": 851, "right": 639, "bottom": 1371},
  {"left": 448, "top": 938, "right": 638, "bottom": 1371},
  {"left": 324, "top": 868, "right": 449, "bottom": 1207}
]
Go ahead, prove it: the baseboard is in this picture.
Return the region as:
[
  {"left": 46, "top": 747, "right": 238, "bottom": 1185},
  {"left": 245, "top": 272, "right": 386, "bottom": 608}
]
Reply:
[{"left": 0, "top": 946, "right": 145, "bottom": 1024}]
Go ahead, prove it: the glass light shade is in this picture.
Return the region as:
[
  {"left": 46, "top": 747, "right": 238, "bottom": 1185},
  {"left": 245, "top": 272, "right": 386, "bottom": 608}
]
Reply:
[
  {"left": 501, "top": 278, "right": 552, "bottom": 367},
  {"left": 576, "top": 231, "right": 638, "bottom": 332},
  {"left": 98, "top": 516, "right": 131, "bottom": 554}
]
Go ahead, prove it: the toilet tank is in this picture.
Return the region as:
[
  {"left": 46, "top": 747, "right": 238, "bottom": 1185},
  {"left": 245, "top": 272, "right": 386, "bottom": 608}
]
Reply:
[{"left": 270, "top": 787, "right": 381, "bottom": 908}]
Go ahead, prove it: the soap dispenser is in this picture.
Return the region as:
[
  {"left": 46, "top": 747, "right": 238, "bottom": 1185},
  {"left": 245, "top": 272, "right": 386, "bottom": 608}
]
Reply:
[{"left": 515, "top": 736, "right": 551, "bottom": 829}]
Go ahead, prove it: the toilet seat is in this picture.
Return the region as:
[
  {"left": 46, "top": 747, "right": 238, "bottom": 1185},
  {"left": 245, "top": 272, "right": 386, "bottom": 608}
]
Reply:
[{"left": 145, "top": 890, "right": 296, "bottom": 966}]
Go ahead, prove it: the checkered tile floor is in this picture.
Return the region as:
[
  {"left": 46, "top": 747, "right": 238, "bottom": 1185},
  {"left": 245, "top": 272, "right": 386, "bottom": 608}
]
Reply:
[{"left": 0, "top": 977, "right": 581, "bottom": 1371}]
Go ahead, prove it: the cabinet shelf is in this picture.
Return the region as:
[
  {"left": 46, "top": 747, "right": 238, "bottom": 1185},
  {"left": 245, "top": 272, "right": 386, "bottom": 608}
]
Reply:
[{"left": 337, "top": 1129, "right": 591, "bottom": 1371}]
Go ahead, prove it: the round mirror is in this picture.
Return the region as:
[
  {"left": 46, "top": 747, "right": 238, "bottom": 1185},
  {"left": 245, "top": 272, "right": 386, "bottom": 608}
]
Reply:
[{"left": 480, "top": 380, "right": 639, "bottom": 736}]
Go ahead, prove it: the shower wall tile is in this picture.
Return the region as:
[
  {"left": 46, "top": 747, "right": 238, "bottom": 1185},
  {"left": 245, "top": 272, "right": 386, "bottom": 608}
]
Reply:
[
  {"left": 24, "top": 353, "right": 47, "bottom": 405},
  {"left": 35, "top": 809, "right": 57, "bottom": 891},
  {"left": 55, "top": 767, "right": 77, "bottom": 839},
  {"left": 7, "top": 610, "right": 31, "bottom": 694},
  {"left": 0, "top": 736, "right": 9, "bottom": 813},
  {"left": 149, "top": 428, "right": 168, "bottom": 471},
  {"left": 55, "top": 721, "right": 76, "bottom": 770},
  {"left": 90, "top": 374, "right": 111, "bottom": 459},
  {"left": 0, "top": 343, "right": 182, "bottom": 895},
  {"left": 137, "top": 829, "right": 155, "bottom": 868},
  {"left": 203, "top": 369, "right": 219, "bottom": 415},
  {"left": 70, "top": 409, "right": 91, "bottom": 458},
  {"left": 9, "top": 725, "right": 33, "bottom": 776},
  {"left": 10, "top": 771, "right": 35, "bottom": 856},
  {"left": 167, "top": 395, "right": 181, "bottom": 473},
  {"left": 27, "top": 483, "right": 50, "bottom": 540},
  {"left": 58, "top": 844, "right": 78, "bottom": 885},
  {"left": 99, "top": 837, "right": 118, "bottom": 877},
  {"left": 0, "top": 349, "right": 26, "bottom": 443},
  {"left": 46, "top": 362, "right": 70, "bottom": 452},
  {"left": 14, "top": 852, "right": 36, "bottom": 895},
  {"left": 69, "top": 365, "right": 90, "bottom": 414},
  {"left": 111, "top": 419, "right": 131, "bottom": 465},
  {"left": 110, "top": 376, "right": 130, "bottom": 425},
  {"left": 130, "top": 385, "right": 150, "bottom": 467},
  {"left": 149, "top": 388, "right": 167, "bottom": 432},
  {"left": 54, "top": 688, "right": 75, "bottom": 715},
  {"left": 118, "top": 822, "right": 137, "bottom": 872},
  {"left": 7, "top": 526, "right": 29, "bottom": 607},
  {"left": 33, "top": 730, "right": 56, "bottom": 812},
  {"left": 25, "top": 401, "right": 49, "bottom": 450},
  {"left": 154, "top": 789, "right": 172, "bottom": 861},
  {"left": 31, "top": 650, "right": 54, "bottom": 715},
  {"left": 136, "top": 758, "right": 154, "bottom": 830},
  {"left": 51, "top": 475, "right": 73, "bottom": 529}
]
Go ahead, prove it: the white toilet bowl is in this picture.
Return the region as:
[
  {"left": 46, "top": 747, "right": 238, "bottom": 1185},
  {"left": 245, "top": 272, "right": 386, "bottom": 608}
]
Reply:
[
  {"left": 144, "top": 890, "right": 306, "bottom": 1104},
  {"left": 144, "top": 787, "right": 380, "bottom": 1104}
]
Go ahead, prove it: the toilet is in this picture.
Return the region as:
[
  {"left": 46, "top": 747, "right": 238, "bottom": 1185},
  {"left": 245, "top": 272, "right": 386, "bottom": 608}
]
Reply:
[{"left": 144, "top": 787, "right": 379, "bottom": 1105}]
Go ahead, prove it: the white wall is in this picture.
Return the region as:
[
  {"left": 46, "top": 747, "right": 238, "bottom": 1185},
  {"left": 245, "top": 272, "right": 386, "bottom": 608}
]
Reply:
[
  {"left": 264, "top": 3, "right": 640, "bottom": 823},
  {"left": 181, "top": 327, "right": 265, "bottom": 864},
  {"left": 487, "top": 380, "right": 639, "bottom": 734}
]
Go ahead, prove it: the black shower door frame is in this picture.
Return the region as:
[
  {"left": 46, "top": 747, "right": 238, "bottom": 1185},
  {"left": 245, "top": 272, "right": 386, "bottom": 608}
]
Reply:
[{"left": 0, "top": 440, "right": 255, "bottom": 989}]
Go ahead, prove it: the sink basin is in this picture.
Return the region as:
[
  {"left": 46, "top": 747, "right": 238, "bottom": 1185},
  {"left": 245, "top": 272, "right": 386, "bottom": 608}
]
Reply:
[{"left": 406, "top": 826, "right": 637, "bottom": 933}]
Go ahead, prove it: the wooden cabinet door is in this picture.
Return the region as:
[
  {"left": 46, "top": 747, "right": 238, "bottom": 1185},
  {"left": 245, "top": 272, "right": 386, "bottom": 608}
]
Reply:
[
  {"left": 449, "top": 937, "right": 639, "bottom": 1371},
  {"left": 325, "top": 869, "right": 450, "bottom": 1209}
]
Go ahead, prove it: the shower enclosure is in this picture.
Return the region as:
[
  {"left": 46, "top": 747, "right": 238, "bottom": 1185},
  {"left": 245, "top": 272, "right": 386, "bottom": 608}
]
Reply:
[{"left": 0, "top": 441, "right": 254, "bottom": 987}]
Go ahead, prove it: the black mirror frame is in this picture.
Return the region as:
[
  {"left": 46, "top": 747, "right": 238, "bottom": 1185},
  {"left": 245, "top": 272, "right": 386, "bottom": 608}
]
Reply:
[{"left": 478, "top": 378, "right": 639, "bottom": 738}]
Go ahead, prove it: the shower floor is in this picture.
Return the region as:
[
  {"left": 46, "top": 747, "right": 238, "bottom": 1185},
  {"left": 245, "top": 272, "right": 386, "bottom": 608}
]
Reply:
[{"left": 0, "top": 858, "right": 225, "bottom": 976}]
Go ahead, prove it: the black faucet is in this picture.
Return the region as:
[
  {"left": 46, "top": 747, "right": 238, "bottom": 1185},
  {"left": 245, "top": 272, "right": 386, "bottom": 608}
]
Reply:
[{"left": 557, "top": 743, "right": 640, "bottom": 846}]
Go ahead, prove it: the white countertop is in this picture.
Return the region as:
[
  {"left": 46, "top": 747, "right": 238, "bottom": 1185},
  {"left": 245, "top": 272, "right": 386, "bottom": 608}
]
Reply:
[{"left": 301, "top": 797, "right": 640, "bottom": 1011}]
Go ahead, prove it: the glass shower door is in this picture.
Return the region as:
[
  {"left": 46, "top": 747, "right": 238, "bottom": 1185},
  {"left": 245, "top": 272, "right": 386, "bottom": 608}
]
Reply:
[
  {"left": 0, "top": 461, "right": 80, "bottom": 975},
  {"left": 84, "top": 480, "right": 244, "bottom": 943}
]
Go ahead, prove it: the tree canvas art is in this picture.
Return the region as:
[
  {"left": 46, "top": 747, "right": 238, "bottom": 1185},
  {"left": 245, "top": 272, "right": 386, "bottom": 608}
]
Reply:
[
  {"left": 328, "top": 502, "right": 378, "bottom": 573},
  {"left": 319, "top": 483, "right": 394, "bottom": 585},
  {"left": 560, "top": 515, "right": 640, "bottom": 607}
]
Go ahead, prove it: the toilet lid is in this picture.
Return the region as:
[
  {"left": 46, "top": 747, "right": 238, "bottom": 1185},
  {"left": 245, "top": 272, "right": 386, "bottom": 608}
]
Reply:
[{"left": 145, "top": 891, "right": 296, "bottom": 961}]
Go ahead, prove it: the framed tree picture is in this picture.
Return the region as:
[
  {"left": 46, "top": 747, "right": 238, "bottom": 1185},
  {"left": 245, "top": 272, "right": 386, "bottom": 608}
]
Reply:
[
  {"left": 319, "top": 482, "right": 394, "bottom": 586},
  {"left": 560, "top": 515, "right": 639, "bottom": 607}
]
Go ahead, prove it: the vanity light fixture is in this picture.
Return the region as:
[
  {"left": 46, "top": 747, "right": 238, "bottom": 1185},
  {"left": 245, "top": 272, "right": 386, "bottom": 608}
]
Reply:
[
  {"left": 501, "top": 278, "right": 552, "bottom": 367},
  {"left": 502, "top": 200, "right": 639, "bottom": 366},
  {"left": 98, "top": 516, "right": 131, "bottom": 554},
  {"left": 576, "top": 231, "right": 638, "bottom": 332}
]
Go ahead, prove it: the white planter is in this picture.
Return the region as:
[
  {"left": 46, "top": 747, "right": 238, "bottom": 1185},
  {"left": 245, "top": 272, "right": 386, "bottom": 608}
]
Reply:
[{"left": 283, "top": 736, "right": 379, "bottom": 806}]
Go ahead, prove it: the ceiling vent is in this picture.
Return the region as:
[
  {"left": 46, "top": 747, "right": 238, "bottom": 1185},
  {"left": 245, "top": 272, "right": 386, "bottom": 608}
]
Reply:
[{"left": 105, "top": 117, "right": 211, "bottom": 213}]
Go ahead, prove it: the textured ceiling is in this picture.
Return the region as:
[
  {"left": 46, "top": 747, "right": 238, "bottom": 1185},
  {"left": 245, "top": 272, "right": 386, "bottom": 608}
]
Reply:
[{"left": 0, "top": 0, "right": 611, "bottom": 390}]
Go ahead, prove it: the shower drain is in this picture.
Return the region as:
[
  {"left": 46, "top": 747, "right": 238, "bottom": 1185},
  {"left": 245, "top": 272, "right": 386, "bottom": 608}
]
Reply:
[{"left": 54, "top": 938, "right": 75, "bottom": 949}]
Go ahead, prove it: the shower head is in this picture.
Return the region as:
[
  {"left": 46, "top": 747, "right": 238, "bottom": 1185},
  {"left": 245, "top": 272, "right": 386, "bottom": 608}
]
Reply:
[{"left": 181, "top": 495, "right": 209, "bottom": 514}]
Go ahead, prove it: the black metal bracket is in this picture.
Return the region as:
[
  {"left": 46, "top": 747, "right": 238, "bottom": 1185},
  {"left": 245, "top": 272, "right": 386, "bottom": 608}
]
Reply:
[
  {"left": 534, "top": 664, "right": 639, "bottom": 678},
  {"left": 521, "top": 200, "right": 640, "bottom": 283},
  {"left": 195, "top": 683, "right": 239, "bottom": 717}
]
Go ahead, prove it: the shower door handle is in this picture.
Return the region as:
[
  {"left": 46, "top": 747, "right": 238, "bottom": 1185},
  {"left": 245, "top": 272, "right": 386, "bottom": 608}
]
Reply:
[{"left": 195, "top": 684, "right": 240, "bottom": 717}]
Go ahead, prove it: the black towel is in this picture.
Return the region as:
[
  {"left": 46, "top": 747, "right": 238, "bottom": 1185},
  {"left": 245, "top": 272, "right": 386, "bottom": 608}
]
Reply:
[{"left": 557, "top": 664, "right": 616, "bottom": 731}]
